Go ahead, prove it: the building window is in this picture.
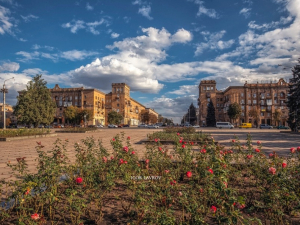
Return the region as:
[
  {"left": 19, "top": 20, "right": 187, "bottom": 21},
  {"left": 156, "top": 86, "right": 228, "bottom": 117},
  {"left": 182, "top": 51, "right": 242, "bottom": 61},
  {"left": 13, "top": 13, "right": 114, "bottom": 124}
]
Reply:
[
  {"left": 117, "top": 104, "right": 119, "bottom": 107},
  {"left": 267, "top": 93, "right": 270, "bottom": 96},
  {"left": 253, "top": 94, "right": 256, "bottom": 97},
  {"left": 241, "top": 93, "right": 244, "bottom": 97},
  {"left": 280, "top": 92, "right": 285, "bottom": 97},
  {"left": 217, "top": 98, "right": 219, "bottom": 101},
  {"left": 241, "top": 100, "right": 244, "bottom": 104},
  {"left": 207, "top": 98, "right": 210, "bottom": 102},
  {"left": 84, "top": 101, "right": 86, "bottom": 105},
  {"left": 211, "top": 87, "right": 214, "bottom": 90},
  {"left": 267, "top": 113, "right": 270, "bottom": 117},
  {"left": 267, "top": 106, "right": 271, "bottom": 110},
  {"left": 248, "top": 100, "right": 251, "bottom": 104},
  {"left": 217, "top": 104, "right": 219, "bottom": 107},
  {"left": 241, "top": 112, "right": 244, "bottom": 116},
  {"left": 253, "top": 100, "right": 257, "bottom": 104},
  {"left": 121, "top": 87, "right": 123, "bottom": 93},
  {"left": 241, "top": 106, "right": 244, "bottom": 110},
  {"left": 203, "top": 87, "right": 206, "bottom": 90},
  {"left": 117, "top": 109, "right": 119, "bottom": 112},
  {"left": 248, "top": 94, "right": 251, "bottom": 97},
  {"left": 248, "top": 106, "right": 251, "bottom": 110},
  {"left": 261, "top": 112, "right": 264, "bottom": 116},
  {"left": 261, "top": 100, "right": 264, "bottom": 105},
  {"left": 281, "top": 100, "right": 284, "bottom": 104},
  {"left": 220, "top": 98, "right": 223, "bottom": 101}
]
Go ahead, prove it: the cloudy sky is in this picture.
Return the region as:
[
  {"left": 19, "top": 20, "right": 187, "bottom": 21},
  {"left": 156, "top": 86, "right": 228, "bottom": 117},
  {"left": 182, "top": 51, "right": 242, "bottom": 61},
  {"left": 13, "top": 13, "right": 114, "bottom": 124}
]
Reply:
[{"left": 0, "top": 0, "right": 299, "bottom": 123}]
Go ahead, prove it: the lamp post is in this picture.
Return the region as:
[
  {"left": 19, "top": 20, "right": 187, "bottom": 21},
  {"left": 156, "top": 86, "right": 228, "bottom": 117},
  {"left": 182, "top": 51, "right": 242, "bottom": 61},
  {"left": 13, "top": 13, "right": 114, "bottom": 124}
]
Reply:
[{"left": 1, "top": 77, "right": 14, "bottom": 130}]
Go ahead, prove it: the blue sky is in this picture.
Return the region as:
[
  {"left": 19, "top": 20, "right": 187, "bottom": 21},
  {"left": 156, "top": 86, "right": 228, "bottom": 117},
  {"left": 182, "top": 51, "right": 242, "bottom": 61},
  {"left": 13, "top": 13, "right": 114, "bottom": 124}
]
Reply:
[{"left": 1, "top": 0, "right": 299, "bottom": 123}]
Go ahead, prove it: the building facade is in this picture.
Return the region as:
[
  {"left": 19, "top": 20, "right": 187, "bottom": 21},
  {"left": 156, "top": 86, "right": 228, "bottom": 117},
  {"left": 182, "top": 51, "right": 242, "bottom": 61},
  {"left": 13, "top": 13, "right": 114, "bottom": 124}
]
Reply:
[
  {"left": 0, "top": 103, "right": 14, "bottom": 126},
  {"left": 198, "top": 78, "right": 290, "bottom": 127},
  {"left": 49, "top": 83, "right": 157, "bottom": 126}
]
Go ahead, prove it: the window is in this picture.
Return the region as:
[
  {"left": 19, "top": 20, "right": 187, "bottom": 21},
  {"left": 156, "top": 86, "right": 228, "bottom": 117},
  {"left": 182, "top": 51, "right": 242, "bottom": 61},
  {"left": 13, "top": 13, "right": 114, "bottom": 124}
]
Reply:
[
  {"left": 267, "top": 113, "right": 270, "bottom": 117},
  {"left": 241, "top": 93, "right": 244, "bottom": 97},
  {"left": 117, "top": 109, "right": 119, "bottom": 112},
  {"left": 261, "top": 93, "right": 265, "bottom": 98},
  {"left": 207, "top": 98, "right": 210, "bottom": 102},
  {"left": 84, "top": 101, "right": 86, "bottom": 105},
  {"left": 248, "top": 100, "right": 251, "bottom": 104},
  {"left": 253, "top": 100, "right": 257, "bottom": 104},
  {"left": 220, "top": 98, "right": 223, "bottom": 101},
  {"left": 274, "top": 99, "right": 278, "bottom": 104},
  {"left": 274, "top": 93, "right": 277, "bottom": 97},
  {"left": 84, "top": 95, "right": 87, "bottom": 99},
  {"left": 281, "top": 100, "right": 284, "bottom": 104},
  {"left": 280, "top": 92, "right": 285, "bottom": 97},
  {"left": 261, "top": 112, "right": 264, "bottom": 116},
  {"left": 261, "top": 100, "right": 264, "bottom": 105},
  {"left": 241, "top": 106, "right": 244, "bottom": 110},
  {"left": 267, "top": 106, "right": 271, "bottom": 110},
  {"left": 261, "top": 106, "right": 265, "bottom": 110},
  {"left": 207, "top": 87, "right": 210, "bottom": 90},
  {"left": 241, "top": 100, "right": 244, "bottom": 104},
  {"left": 217, "top": 98, "right": 219, "bottom": 101},
  {"left": 121, "top": 87, "right": 123, "bottom": 93},
  {"left": 248, "top": 94, "right": 251, "bottom": 97},
  {"left": 117, "top": 104, "right": 119, "bottom": 107},
  {"left": 217, "top": 104, "right": 219, "bottom": 107},
  {"left": 203, "top": 87, "right": 206, "bottom": 90},
  {"left": 248, "top": 106, "right": 251, "bottom": 110},
  {"left": 241, "top": 113, "right": 244, "bottom": 116},
  {"left": 211, "top": 87, "right": 214, "bottom": 90},
  {"left": 253, "top": 94, "right": 256, "bottom": 97},
  {"left": 267, "top": 93, "right": 270, "bottom": 96}
]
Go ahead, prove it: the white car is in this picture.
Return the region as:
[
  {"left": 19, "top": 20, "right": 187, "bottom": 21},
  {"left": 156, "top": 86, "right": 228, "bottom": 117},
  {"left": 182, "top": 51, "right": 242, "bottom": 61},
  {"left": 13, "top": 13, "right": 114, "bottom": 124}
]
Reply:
[
  {"left": 193, "top": 125, "right": 200, "bottom": 128},
  {"left": 138, "top": 124, "right": 148, "bottom": 128},
  {"left": 96, "top": 125, "right": 104, "bottom": 128},
  {"left": 148, "top": 124, "right": 159, "bottom": 129},
  {"left": 108, "top": 124, "right": 118, "bottom": 128}
]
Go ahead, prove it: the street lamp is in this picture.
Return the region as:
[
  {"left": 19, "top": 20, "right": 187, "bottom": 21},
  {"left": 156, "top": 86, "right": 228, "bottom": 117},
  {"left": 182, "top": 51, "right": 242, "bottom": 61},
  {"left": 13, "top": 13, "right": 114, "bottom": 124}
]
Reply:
[{"left": 1, "top": 77, "right": 14, "bottom": 130}]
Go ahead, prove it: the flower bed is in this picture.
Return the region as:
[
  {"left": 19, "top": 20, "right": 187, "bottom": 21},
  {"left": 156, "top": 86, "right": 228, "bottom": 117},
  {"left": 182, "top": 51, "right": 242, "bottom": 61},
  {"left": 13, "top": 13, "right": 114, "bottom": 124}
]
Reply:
[
  {"left": 0, "top": 128, "right": 50, "bottom": 138},
  {"left": 147, "top": 131, "right": 212, "bottom": 143},
  {"left": 163, "top": 126, "right": 196, "bottom": 133},
  {"left": 1, "top": 133, "right": 300, "bottom": 224},
  {"left": 55, "top": 127, "right": 98, "bottom": 133}
]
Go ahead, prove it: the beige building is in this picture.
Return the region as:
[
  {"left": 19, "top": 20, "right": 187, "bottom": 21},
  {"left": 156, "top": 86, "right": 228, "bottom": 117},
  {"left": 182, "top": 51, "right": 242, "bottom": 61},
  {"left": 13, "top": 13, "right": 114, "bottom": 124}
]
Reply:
[
  {"left": 0, "top": 103, "right": 14, "bottom": 125},
  {"left": 50, "top": 83, "right": 158, "bottom": 126},
  {"left": 198, "top": 78, "right": 290, "bottom": 127}
]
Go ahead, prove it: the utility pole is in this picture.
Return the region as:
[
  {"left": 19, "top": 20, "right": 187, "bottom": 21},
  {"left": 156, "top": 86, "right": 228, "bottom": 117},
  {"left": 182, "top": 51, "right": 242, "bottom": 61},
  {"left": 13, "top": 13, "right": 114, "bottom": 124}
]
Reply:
[{"left": 1, "top": 77, "right": 14, "bottom": 130}]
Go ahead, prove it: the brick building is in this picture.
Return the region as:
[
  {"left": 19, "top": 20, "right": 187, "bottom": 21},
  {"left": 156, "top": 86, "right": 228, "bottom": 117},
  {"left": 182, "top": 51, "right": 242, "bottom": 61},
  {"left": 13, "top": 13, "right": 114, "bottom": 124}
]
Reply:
[{"left": 198, "top": 78, "right": 290, "bottom": 127}]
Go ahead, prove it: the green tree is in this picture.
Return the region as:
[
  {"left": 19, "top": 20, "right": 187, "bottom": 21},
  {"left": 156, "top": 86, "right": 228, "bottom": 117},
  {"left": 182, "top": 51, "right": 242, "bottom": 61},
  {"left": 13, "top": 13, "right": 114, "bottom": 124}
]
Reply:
[
  {"left": 227, "top": 102, "right": 242, "bottom": 124},
  {"left": 64, "top": 106, "right": 78, "bottom": 124},
  {"left": 273, "top": 109, "right": 282, "bottom": 126},
  {"left": 206, "top": 100, "right": 216, "bottom": 127},
  {"left": 14, "top": 74, "right": 56, "bottom": 127},
  {"left": 107, "top": 111, "right": 123, "bottom": 125},
  {"left": 249, "top": 107, "right": 260, "bottom": 128},
  {"left": 141, "top": 111, "right": 150, "bottom": 124},
  {"left": 187, "top": 103, "right": 197, "bottom": 125},
  {"left": 287, "top": 59, "right": 300, "bottom": 132},
  {"left": 78, "top": 109, "right": 94, "bottom": 125}
]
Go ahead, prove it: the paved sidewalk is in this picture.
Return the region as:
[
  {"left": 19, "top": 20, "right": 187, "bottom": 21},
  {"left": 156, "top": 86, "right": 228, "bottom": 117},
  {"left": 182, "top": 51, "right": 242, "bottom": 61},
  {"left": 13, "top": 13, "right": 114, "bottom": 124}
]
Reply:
[{"left": 0, "top": 128, "right": 299, "bottom": 180}]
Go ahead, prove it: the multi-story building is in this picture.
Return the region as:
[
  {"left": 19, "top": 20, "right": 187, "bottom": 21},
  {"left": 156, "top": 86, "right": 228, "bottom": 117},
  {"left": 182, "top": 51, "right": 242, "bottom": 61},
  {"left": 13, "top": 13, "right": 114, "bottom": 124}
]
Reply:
[
  {"left": 0, "top": 103, "right": 14, "bottom": 126},
  {"left": 50, "top": 84, "right": 106, "bottom": 125},
  {"left": 198, "top": 78, "right": 290, "bottom": 127},
  {"left": 49, "top": 83, "right": 158, "bottom": 126}
]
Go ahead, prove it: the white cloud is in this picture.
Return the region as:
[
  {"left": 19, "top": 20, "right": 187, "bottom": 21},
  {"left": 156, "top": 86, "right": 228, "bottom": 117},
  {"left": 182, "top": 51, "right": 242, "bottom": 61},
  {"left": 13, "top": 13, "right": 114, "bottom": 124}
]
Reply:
[
  {"left": 21, "top": 14, "right": 38, "bottom": 22},
  {"left": 60, "top": 50, "right": 98, "bottom": 61},
  {"left": 111, "top": 32, "right": 119, "bottom": 38},
  {"left": 123, "top": 16, "right": 130, "bottom": 23},
  {"left": 239, "top": 8, "right": 251, "bottom": 18},
  {"left": 138, "top": 5, "right": 153, "bottom": 20},
  {"left": 0, "top": 5, "right": 13, "bottom": 35},
  {"left": 195, "top": 30, "right": 234, "bottom": 56},
  {"left": 190, "top": 0, "right": 219, "bottom": 18},
  {"left": 62, "top": 19, "right": 110, "bottom": 35},
  {"left": 0, "top": 62, "right": 19, "bottom": 72},
  {"left": 132, "top": 0, "right": 143, "bottom": 5},
  {"left": 171, "top": 28, "right": 193, "bottom": 43},
  {"left": 86, "top": 2, "right": 93, "bottom": 11},
  {"left": 168, "top": 85, "right": 198, "bottom": 95},
  {"left": 16, "top": 51, "right": 40, "bottom": 62},
  {"left": 248, "top": 16, "right": 293, "bottom": 30},
  {"left": 32, "top": 44, "right": 55, "bottom": 51},
  {"left": 22, "top": 68, "right": 48, "bottom": 75}
]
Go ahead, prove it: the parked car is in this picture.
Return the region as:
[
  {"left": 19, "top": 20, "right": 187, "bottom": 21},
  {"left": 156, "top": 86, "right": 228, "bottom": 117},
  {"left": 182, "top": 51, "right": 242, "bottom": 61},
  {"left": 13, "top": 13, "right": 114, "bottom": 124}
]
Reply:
[
  {"left": 193, "top": 125, "right": 200, "bottom": 128},
  {"left": 276, "top": 125, "right": 290, "bottom": 129},
  {"left": 239, "top": 123, "right": 252, "bottom": 128},
  {"left": 216, "top": 122, "right": 234, "bottom": 129},
  {"left": 108, "top": 124, "right": 118, "bottom": 128},
  {"left": 118, "top": 125, "right": 123, "bottom": 128},
  {"left": 96, "top": 125, "right": 104, "bottom": 128},
  {"left": 138, "top": 124, "right": 148, "bottom": 128},
  {"left": 260, "top": 124, "right": 273, "bottom": 129},
  {"left": 38, "top": 125, "right": 44, "bottom": 128},
  {"left": 45, "top": 125, "right": 53, "bottom": 128},
  {"left": 148, "top": 124, "right": 159, "bottom": 129},
  {"left": 123, "top": 124, "right": 130, "bottom": 127},
  {"left": 88, "top": 125, "right": 96, "bottom": 128}
]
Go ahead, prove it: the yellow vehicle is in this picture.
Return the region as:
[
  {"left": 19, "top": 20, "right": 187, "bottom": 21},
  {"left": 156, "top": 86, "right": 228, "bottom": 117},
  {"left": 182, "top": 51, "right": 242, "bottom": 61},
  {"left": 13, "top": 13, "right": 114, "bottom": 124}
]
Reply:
[{"left": 239, "top": 123, "right": 252, "bottom": 128}]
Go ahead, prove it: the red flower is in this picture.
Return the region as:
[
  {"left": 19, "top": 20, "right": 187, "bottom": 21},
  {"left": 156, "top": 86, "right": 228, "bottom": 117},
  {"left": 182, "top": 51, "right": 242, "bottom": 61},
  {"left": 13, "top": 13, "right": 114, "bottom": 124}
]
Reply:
[
  {"left": 232, "top": 140, "right": 236, "bottom": 143},
  {"left": 223, "top": 181, "right": 228, "bottom": 188},
  {"left": 158, "top": 147, "right": 162, "bottom": 151},
  {"left": 112, "top": 138, "right": 115, "bottom": 141},
  {"left": 182, "top": 144, "right": 185, "bottom": 148},
  {"left": 257, "top": 141, "right": 261, "bottom": 145},
  {"left": 290, "top": 147, "right": 296, "bottom": 153},
  {"left": 25, "top": 188, "right": 30, "bottom": 195},
  {"left": 131, "top": 151, "right": 136, "bottom": 155},
  {"left": 208, "top": 168, "right": 213, "bottom": 174},
  {"left": 247, "top": 155, "right": 253, "bottom": 159},
  {"left": 297, "top": 146, "right": 300, "bottom": 151},
  {"left": 145, "top": 159, "right": 150, "bottom": 164},
  {"left": 31, "top": 213, "right": 40, "bottom": 220},
  {"left": 200, "top": 149, "right": 206, "bottom": 154},
  {"left": 179, "top": 140, "right": 182, "bottom": 143},
  {"left": 102, "top": 156, "right": 107, "bottom": 163},
  {"left": 76, "top": 177, "right": 83, "bottom": 184},
  {"left": 184, "top": 142, "right": 187, "bottom": 144},
  {"left": 155, "top": 138, "right": 158, "bottom": 142},
  {"left": 177, "top": 132, "right": 180, "bottom": 135},
  {"left": 170, "top": 180, "right": 177, "bottom": 185},
  {"left": 236, "top": 203, "right": 246, "bottom": 209},
  {"left": 119, "top": 158, "right": 124, "bottom": 165},
  {"left": 269, "top": 153, "right": 274, "bottom": 158},
  {"left": 186, "top": 171, "right": 192, "bottom": 178},
  {"left": 190, "top": 142, "right": 194, "bottom": 145},
  {"left": 199, "top": 188, "right": 203, "bottom": 193},
  {"left": 282, "top": 163, "right": 287, "bottom": 168},
  {"left": 123, "top": 146, "right": 129, "bottom": 153},
  {"left": 210, "top": 205, "right": 217, "bottom": 213},
  {"left": 269, "top": 167, "right": 276, "bottom": 175},
  {"left": 111, "top": 156, "right": 114, "bottom": 160},
  {"left": 127, "top": 136, "right": 130, "bottom": 140},
  {"left": 255, "top": 148, "right": 260, "bottom": 153},
  {"left": 124, "top": 161, "right": 128, "bottom": 164}
]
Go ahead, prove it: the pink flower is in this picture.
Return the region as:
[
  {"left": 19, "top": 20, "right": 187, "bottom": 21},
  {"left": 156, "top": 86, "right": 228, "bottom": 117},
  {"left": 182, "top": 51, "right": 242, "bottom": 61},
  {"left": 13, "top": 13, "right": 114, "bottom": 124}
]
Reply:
[
  {"left": 110, "top": 156, "right": 114, "bottom": 160},
  {"left": 76, "top": 177, "right": 83, "bottom": 184},
  {"left": 154, "top": 138, "right": 158, "bottom": 142},
  {"left": 177, "top": 133, "right": 180, "bottom": 136},
  {"left": 178, "top": 191, "right": 183, "bottom": 196},
  {"left": 124, "top": 161, "right": 128, "bottom": 164},
  {"left": 102, "top": 156, "right": 107, "bottom": 163},
  {"left": 190, "top": 142, "right": 194, "bottom": 145},
  {"left": 269, "top": 167, "right": 276, "bottom": 175},
  {"left": 127, "top": 136, "right": 130, "bottom": 140},
  {"left": 297, "top": 147, "right": 300, "bottom": 152},
  {"left": 290, "top": 147, "right": 296, "bottom": 153},
  {"left": 186, "top": 171, "right": 192, "bottom": 178},
  {"left": 232, "top": 140, "right": 236, "bottom": 143},
  {"left": 199, "top": 188, "right": 203, "bottom": 193},
  {"left": 255, "top": 148, "right": 260, "bottom": 153},
  {"left": 200, "top": 149, "right": 206, "bottom": 154},
  {"left": 165, "top": 170, "right": 170, "bottom": 173},
  {"left": 158, "top": 147, "right": 162, "bottom": 151},
  {"left": 179, "top": 140, "right": 183, "bottom": 143},
  {"left": 145, "top": 159, "right": 150, "bottom": 164},
  {"left": 257, "top": 141, "right": 261, "bottom": 145},
  {"left": 31, "top": 213, "right": 40, "bottom": 220},
  {"left": 208, "top": 168, "right": 213, "bottom": 174},
  {"left": 247, "top": 155, "right": 253, "bottom": 159},
  {"left": 112, "top": 138, "right": 115, "bottom": 141},
  {"left": 282, "top": 163, "right": 287, "bottom": 168},
  {"left": 123, "top": 146, "right": 129, "bottom": 153},
  {"left": 269, "top": 153, "right": 274, "bottom": 158},
  {"left": 210, "top": 205, "right": 217, "bottom": 213},
  {"left": 119, "top": 158, "right": 124, "bottom": 165},
  {"left": 131, "top": 151, "right": 135, "bottom": 155},
  {"left": 182, "top": 144, "right": 185, "bottom": 148}
]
